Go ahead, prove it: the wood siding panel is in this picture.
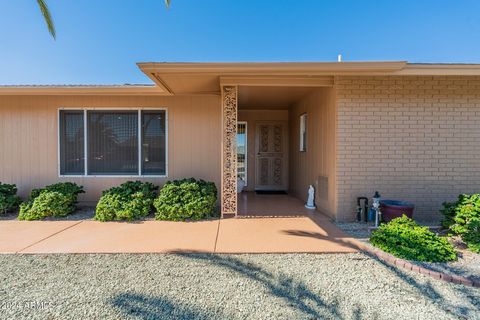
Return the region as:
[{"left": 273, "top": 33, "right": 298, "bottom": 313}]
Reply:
[
  {"left": 0, "top": 95, "right": 221, "bottom": 203},
  {"left": 288, "top": 88, "right": 337, "bottom": 218}
]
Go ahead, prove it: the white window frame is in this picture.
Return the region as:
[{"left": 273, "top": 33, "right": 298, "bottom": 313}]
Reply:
[
  {"left": 299, "top": 113, "right": 307, "bottom": 152},
  {"left": 237, "top": 121, "right": 248, "bottom": 186},
  {"left": 57, "top": 107, "right": 168, "bottom": 178}
]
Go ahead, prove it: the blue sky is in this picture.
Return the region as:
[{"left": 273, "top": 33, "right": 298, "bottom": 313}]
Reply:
[{"left": 1, "top": 0, "right": 480, "bottom": 84}]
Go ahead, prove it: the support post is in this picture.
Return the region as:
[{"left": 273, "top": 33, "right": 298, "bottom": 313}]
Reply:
[{"left": 221, "top": 85, "right": 238, "bottom": 217}]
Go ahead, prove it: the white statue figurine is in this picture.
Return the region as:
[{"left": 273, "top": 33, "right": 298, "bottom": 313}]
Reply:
[{"left": 305, "top": 185, "right": 316, "bottom": 209}]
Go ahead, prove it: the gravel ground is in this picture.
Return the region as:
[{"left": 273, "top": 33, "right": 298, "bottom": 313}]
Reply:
[
  {"left": 336, "top": 222, "right": 480, "bottom": 282},
  {"left": 335, "top": 222, "right": 373, "bottom": 240},
  {"left": 0, "top": 207, "right": 220, "bottom": 222},
  {"left": 0, "top": 253, "right": 479, "bottom": 320},
  {"left": 0, "top": 207, "right": 157, "bottom": 221},
  {"left": 0, "top": 211, "right": 19, "bottom": 221},
  {"left": 45, "top": 206, "right": 96, "bottom": 221},
  {"left": 0, "top": 206, "right": 96, "bottom": 221},
  {"left": 418, "top": 237, "right": 480, "bottom": 282}
]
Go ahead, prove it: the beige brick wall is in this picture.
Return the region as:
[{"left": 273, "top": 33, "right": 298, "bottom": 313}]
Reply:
[{"left": 336, "top": 76, "right": 480, "bottom": 222}]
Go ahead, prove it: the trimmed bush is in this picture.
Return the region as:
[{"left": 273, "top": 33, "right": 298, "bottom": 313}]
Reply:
[
  {"left": 29, "top": 182, "right": 84, "bottom": 200},
  {"left": 94, "top": 181, "right": 158, "bottom": 221},
  {"left": 441, "top": 194, "right": 480, "bottom": 253},
  {"left": 154, "top": 178, "right": 217, "bottom": 221},
  {"left": 18, "top": 192, "right": 74, "bottom": 220},
  {"left": 370, "top": 215, "right": 457, "bottom": 262},
  {"left": 0, "top": 182, "right": 22, "bottom": 214},
  {"left": 440, "top": 198, "right": 458, "bottom": 229},
  {"left": 18, "top": 182, "right": 84, "bottom": 220}
]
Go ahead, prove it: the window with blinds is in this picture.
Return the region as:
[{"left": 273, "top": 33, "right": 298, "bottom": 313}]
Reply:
[
  {"left": 141, "top": 111, "right": 167, "bottom": 175},
  {"left": 59, "top": 110, "right": 85, "bottom": 175},
  {"left": 59, "top": 109, "right": 167, "bottom": 176}
]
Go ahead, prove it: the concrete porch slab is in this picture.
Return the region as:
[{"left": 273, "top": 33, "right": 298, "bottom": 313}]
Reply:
[
  {"left": 20, "top": 220, "right": 220, "bottom": 254},
  {"left": 238, "top": 192, "right": 313, "bottom": 217},
  {"left": 215, "top": 216, "right": 358, "bottom": 254},
  {"left": 0, "top": 214, "right": 358, "bottom": 254},
  {"left": 0, "top": 221, "right": 81, "bottom": 253}
]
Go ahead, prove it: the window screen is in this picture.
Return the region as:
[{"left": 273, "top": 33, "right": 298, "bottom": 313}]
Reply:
[
  {"left": 87, "top": 111, "right": 138, "bottom": 175},
  {"left": 59, "top": 110, "right": 85, "bottom": 175},
  {"left": 59, "top": 109, "right": 167, "bottom": 176},
  {"left": 141, "top": 110, "right": 166, "bottom": 175}
]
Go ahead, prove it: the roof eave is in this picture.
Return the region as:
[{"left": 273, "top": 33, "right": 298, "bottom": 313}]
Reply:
[
  {"left": 137, "top": 61, "right": 408, "bottom": 76},
  {"left": 0, "top": 85, "right": 168, "bottom": 96},
  {"left": 400, "top": 63, "right": 480, "bottom": 75}
]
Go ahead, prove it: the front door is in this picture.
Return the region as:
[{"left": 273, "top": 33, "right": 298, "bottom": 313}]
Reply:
[{"left": 255, "top": 121, "right": 288, "bottom": 191}]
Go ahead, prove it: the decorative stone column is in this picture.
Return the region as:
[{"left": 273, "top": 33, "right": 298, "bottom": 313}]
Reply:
[{"left": 221, "top": 85, "right": 238, "bottom": 216}]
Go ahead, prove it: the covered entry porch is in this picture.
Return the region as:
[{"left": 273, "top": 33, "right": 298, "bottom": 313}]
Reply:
[
  {"left": 221, "top": 80, "right": 336, "bottom": 218},
  {"left": 137, "top": 62, "right": 339, "bottom": 219},
  {"left": 238, "top": 192, "right": 313, "bottom": 217}
]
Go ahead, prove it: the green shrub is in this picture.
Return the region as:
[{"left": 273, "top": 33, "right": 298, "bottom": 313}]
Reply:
[
  {"left": 154, "top": 178, "right": 218, "bottom": 221},
  {"left": 441, "top": 194, "right": 480, "bottom": 253},
  {"left": 440, "top": 198, "right": 459, "bottom": 229},
  {"left": 0, "top": 182, "right": 22, "bottom": 214},
  {"left": 30, "top": 182, "right": 84, "bottom": 200},
  {"left": 18, "top": 182, "right": 84, "bottom": 220},
  {"left": 18, "top": 191, "right": 75, "bottom": 221},
  {"left": 94, "top": 181, "right": 158, "bottom": 221},
  {"left": 370, "top": 215, "right": 457, "bottom": 262}
]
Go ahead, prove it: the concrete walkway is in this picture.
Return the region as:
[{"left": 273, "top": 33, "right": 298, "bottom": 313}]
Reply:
[{"left": 0, "top": 214, "right": 358, "bottom": 254}]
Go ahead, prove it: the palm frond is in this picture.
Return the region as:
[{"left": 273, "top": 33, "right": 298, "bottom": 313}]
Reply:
[
  {"left": 36, "top": 0, "right": 56, "bottom": 39},
  {"left": 165, "top": 0, "right": 171, "bottom": 8}
]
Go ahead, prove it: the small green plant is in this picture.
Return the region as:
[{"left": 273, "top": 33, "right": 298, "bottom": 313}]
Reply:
[
  {"left": 29, "top": 182, "right": 84, "bottom": 200},
  {"left": 18, "top": 182, "right": 84, "bottom": 220},
  {"left": 94, "top": 181, "right": 158, "bottom": 221},
  {"left": 154, "top": 178, "right": 218, "bottom": 221},
  {"left": 441, "top": 194, "right": 480, "bottom": 253},
  {"left": 0, "top": 182, "right": 22, "bottom": 214},
  {"left": 440, "top": 199, "right": 458, "bottom": 229},
  {"left": 18, "top": 191, "right": 75, "bottom": 220},
  {"left": 370, "top": 215, "right": 457, "bottom": 262}
]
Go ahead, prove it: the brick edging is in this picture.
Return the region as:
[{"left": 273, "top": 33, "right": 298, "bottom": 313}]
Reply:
[{"left": 350, "top": 239, "right": 480, "bottom": 288}]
